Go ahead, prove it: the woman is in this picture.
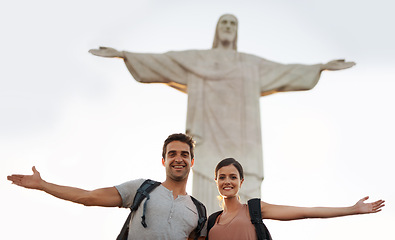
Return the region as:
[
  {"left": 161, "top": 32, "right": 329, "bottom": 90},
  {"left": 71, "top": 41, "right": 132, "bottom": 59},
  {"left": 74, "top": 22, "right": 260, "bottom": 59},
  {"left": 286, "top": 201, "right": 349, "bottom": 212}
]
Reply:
[{"left": 207, "top": 158, "right": 385, "bottom": 240}]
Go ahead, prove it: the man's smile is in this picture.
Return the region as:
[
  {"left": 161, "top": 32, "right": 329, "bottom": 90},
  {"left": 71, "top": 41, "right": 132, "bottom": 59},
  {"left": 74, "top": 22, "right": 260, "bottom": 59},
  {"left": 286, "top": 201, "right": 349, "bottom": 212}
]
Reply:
[{"left": 172, "top": 165, "right": 186, "bottom": 169}]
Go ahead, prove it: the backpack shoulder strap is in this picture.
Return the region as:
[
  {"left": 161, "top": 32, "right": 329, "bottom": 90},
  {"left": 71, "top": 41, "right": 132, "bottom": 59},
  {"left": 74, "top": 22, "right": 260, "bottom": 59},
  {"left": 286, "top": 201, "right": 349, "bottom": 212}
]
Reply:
[
  {"left": 206, "top": 210, "right": 223, "bottom": 240},
  {"left": 248, "top": 198, "right": 272, "bottom": 240},
  {"left": 190, "top": 196, "right": 207, "bottom": 240},
  {"left": 132, "top": 179, "right": 161, "bottom": 227},
  {"left": 116, "top": 179, "right": 161, "bottom": 240},
  {"left": 131, "top": 179, "right": 161, "bottom": 210}
]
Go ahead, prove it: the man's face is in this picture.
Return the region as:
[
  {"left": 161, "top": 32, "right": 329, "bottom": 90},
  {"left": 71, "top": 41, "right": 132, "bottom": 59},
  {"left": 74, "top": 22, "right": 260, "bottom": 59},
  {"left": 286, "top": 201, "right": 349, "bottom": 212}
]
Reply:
[
  {"left": 217, "top": 15, "right": 237, "bottom": 44},
  {"left": 162, "top": 141, "right": 194, "bottom": 182}
]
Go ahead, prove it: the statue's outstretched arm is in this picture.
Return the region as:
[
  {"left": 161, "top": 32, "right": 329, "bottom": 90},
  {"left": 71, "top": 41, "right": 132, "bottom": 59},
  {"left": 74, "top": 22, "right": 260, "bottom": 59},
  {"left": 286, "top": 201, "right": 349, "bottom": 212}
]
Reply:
[
  {"left": 321, "top": 59, "right": 356, "bottom": 71},
  {"left": 89, "top": 46, "right": 124, "bottom": 58}
]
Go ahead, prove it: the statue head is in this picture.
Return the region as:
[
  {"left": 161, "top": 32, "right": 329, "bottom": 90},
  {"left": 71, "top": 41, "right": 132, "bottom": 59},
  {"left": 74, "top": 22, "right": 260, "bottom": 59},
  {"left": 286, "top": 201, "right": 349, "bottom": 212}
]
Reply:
[{"left": 212, "top": 14, "right": 238, "bottom": 50}]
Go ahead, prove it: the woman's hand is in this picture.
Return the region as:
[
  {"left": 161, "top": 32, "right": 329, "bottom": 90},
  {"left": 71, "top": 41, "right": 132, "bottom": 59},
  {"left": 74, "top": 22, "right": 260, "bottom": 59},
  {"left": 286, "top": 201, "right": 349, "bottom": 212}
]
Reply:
[{"left": 353, "top": 196, "right": 385, "bottom": 214}]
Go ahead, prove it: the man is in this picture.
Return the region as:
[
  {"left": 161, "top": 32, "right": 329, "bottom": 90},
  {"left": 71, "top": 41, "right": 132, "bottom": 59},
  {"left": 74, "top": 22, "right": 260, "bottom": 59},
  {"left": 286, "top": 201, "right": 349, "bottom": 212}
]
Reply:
[
  {"left": 89, "top": 14, "right": 355, "bottom": 213},
  {"left": 7, "top": 133, "right": 207, "bottom": 240}
]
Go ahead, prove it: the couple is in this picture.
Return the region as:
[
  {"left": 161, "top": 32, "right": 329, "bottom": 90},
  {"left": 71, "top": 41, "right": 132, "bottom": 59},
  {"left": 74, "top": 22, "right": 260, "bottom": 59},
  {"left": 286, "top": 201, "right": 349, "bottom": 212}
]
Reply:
[{"left": 7, "top": 133, "right": 385, "bottom": 240}]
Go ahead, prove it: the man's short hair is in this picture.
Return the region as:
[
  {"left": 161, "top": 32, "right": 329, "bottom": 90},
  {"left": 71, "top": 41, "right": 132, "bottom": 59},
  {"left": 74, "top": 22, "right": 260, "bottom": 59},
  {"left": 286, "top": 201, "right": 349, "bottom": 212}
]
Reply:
[{"left": 162, "top": 133, "right": 195, "bottom": 159}]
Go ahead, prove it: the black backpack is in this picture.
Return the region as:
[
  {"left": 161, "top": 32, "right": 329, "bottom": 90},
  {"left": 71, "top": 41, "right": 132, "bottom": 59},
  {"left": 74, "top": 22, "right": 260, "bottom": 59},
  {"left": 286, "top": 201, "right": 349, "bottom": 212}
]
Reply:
[
  {"left": 207, "top": 198, "right": 272, "bottom": 240},
  {"left": 116, "top": 179, "right": 207, "bottom": 240}
]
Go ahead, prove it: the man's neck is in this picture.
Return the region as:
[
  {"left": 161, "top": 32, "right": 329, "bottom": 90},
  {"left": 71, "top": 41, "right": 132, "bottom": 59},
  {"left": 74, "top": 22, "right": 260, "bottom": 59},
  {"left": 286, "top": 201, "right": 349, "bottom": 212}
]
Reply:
[{"left": 161, "top": 178, "right": 188, "bottom": 199}]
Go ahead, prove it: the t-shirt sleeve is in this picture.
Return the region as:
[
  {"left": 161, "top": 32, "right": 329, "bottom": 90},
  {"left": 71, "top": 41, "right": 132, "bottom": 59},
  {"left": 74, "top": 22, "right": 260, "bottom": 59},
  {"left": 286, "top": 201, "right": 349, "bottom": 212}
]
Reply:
[{"left": 115, "top": 178, "right": 145, "bottom": 208}]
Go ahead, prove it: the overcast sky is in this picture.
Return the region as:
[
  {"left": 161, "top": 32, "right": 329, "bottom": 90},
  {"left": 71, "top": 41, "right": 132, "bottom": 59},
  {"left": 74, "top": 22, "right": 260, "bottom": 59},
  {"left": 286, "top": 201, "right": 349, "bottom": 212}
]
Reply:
[{"left": 1, "top": 0, "right": 394, "bottom": 239}]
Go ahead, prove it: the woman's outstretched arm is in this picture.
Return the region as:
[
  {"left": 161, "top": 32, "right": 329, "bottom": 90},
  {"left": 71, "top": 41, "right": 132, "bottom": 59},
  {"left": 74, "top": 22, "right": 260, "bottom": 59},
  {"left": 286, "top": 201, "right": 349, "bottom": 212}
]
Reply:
[{"left": 261, "top": 196, "right": 385, "bottom": 221}]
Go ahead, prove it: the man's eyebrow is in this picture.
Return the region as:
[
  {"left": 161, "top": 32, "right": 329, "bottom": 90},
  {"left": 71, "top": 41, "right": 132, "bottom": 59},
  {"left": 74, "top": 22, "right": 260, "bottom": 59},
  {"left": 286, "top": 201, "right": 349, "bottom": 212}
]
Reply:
[{"left": 167, "top": 150, "right": 190, "bottom": 155}]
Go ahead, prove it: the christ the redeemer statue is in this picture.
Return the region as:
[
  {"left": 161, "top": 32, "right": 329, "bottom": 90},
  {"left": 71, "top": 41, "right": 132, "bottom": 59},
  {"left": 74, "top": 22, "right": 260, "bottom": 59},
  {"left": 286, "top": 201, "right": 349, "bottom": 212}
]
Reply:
[{"left": 89, "top": 14, "right": 355, "bottom": 213}]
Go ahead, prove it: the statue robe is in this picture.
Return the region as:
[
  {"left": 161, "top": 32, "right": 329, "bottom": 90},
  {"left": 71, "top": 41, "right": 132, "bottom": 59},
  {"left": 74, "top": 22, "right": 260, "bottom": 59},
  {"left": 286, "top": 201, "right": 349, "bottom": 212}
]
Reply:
[{"left": 123, "top": 49, "right": 322, "bottom": 212}]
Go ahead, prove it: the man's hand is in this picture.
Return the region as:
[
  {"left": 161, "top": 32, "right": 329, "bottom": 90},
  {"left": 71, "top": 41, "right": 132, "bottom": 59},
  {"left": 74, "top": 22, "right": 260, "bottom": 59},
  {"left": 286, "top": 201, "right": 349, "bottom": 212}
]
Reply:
[
  {"left": 322, "top": 59, "right": 356, "bottom": 71},
  {"left": 7, "top": 166, "right": 43, "bottom": 190},
  {"left": 88, "top": 46, "right": 124, "bottom": 58}
]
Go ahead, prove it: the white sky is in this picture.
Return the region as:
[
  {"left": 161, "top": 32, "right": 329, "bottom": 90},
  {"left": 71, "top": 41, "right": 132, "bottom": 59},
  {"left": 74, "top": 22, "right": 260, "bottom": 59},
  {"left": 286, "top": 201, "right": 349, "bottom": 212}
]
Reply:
[{"left": 1, "top": 0, "right": 394, "bottom": 239}]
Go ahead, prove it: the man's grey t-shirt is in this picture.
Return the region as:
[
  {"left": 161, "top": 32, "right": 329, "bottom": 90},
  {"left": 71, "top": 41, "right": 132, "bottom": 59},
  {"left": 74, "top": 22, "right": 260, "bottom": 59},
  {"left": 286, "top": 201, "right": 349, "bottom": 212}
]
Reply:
[{"left": 115, "top": 179, "right": 206, "bottom": 240}]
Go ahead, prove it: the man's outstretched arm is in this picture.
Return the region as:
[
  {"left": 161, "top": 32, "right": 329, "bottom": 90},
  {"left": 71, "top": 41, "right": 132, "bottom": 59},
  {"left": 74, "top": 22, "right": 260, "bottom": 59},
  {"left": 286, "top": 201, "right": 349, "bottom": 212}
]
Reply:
[{"left": 7, "top": 166, "right": 122, "bottom": 207}]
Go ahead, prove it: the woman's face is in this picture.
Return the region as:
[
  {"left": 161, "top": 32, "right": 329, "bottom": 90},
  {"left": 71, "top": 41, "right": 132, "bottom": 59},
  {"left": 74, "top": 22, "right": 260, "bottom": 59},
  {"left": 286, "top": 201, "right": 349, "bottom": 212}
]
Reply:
[{"left": 216, "top": 164, "right": 243, "bottom": 199}]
